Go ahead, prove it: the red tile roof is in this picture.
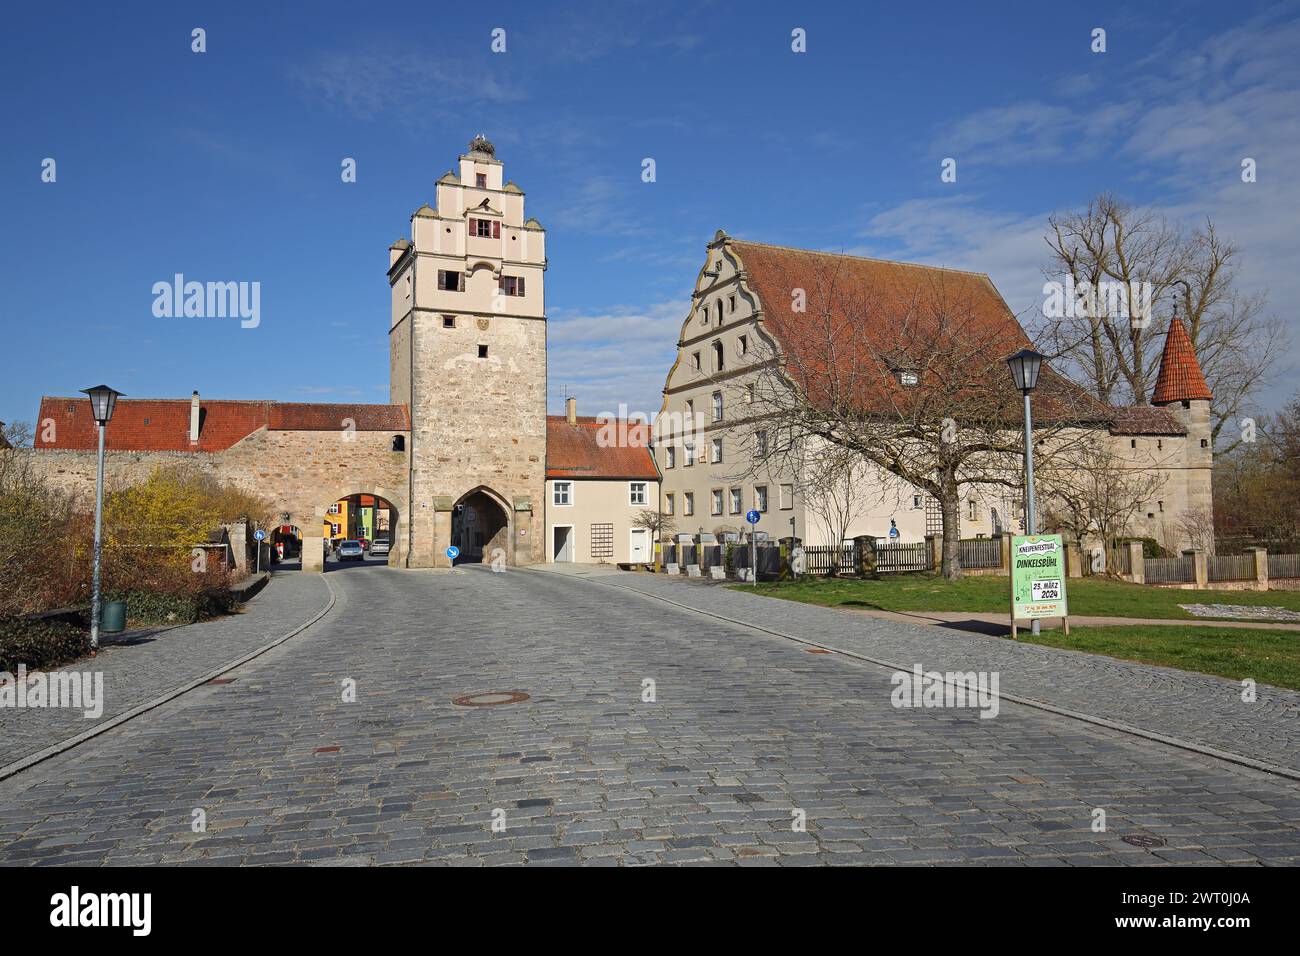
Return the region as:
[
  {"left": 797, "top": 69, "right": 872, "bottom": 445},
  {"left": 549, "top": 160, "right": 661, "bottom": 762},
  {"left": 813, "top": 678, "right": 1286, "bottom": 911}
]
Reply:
[
  {"left": 546, "top": 416, "right": 660, "bottom": 480},
  {"left": 33, "top": 397, "right": 409, "bottom": 452},
  {"left": 1107, "top": 405, "right": 1187, "bottom": 436},
  {"left": 1151, "top": 317, "right": 1212, "bottom": 404},
  {"left": 729, "top": 239, "right": 1114, "bottom": 425}
]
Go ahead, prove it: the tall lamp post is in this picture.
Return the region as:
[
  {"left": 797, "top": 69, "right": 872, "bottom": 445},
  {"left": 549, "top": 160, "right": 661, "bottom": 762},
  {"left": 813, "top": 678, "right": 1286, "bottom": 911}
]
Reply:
[
  {"left": 82, "top": 385, "right": 123, "bottom": 649},
  {"left": 1005, "top": 350, "right": 1044, "bottom": 636}
]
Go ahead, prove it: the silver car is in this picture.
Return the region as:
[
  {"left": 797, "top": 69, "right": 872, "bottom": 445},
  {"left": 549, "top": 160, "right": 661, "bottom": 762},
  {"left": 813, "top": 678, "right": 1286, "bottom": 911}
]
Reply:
[
  {"left": 336, "top": 539, "right": 365, "bottom": 561},
  {"left": 370, "top": 538, "right": 390, "bottom": 556}
]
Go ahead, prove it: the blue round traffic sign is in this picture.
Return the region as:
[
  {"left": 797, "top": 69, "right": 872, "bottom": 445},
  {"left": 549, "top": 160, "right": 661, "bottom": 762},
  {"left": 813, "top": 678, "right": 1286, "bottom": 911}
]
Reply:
[
  {"left": 746, "top": 510, "right": 760, "bottom": 525},
  {"left": 253, "top": 529, "right": 265, "bottom": 541},
  {"left": 446, "top": 545, "right": 460, "bottom": 560}
]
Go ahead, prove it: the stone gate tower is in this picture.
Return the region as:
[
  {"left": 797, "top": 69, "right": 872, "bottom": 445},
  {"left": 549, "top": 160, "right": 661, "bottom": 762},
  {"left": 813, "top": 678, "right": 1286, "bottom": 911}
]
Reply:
[{"left": 388, "top": 135, "right": 547, "bottom": 567}]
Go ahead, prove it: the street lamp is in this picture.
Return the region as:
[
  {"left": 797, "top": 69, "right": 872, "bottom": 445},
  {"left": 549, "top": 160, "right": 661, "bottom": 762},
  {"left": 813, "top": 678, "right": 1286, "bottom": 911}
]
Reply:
[
  {"left": 1005, "top": 350, "right": 1043, "bottom": 636},
  {"left": 82, "top": 385, "right": 122, "bottom": 649}
]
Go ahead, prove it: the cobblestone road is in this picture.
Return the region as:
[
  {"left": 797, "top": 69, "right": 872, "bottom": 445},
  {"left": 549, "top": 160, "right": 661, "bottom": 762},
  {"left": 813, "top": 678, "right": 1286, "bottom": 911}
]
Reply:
[
  {"left": 0, "top": 564, "right": 1297, "bottom": 866},
  {"left": 0, "top": 571, "right": 331, "bottom": 768}
]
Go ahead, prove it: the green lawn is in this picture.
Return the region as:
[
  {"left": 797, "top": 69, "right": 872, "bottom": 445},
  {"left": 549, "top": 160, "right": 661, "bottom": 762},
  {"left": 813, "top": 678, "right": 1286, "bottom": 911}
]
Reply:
[
  {"left": 732, "top": 574, "right": 1300, "bottom": 621},
  {"left": 1014, "top": 625, "right": 1300, "bottom": 691}
]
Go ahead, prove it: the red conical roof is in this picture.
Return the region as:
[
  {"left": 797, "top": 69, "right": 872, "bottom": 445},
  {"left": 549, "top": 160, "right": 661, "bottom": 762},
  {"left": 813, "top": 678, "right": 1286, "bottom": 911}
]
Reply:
[{"left": 1151, "top": 317, "right": 1212, "bottom": 404}]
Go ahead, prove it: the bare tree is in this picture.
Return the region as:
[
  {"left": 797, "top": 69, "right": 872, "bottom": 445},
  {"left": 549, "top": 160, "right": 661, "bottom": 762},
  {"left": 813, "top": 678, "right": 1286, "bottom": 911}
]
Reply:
[
  {"left": 798, "top": 444, "right": 877, "bottom": 562},
  {"left": 631, "top": 508, "right": 675, "bottom": 540},
  {"left": 1, "top": 420, "right": 34, "bottom": 448},
  {"left": 725, "top": 257, "right": 1091, "bottom": 580},
  {"left": 1037, "top": 195, "right": 1286, "bottom": 446}
]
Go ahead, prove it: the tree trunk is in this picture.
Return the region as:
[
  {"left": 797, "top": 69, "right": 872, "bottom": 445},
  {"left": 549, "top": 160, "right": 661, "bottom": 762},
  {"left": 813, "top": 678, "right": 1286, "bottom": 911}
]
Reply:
[{"left": 940, "top": 487, "right": 963, "bottom": 581}]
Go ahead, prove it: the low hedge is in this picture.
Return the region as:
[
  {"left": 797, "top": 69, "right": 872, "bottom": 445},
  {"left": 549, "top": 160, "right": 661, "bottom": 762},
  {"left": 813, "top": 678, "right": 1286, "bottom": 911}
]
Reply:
[
  {"left": 106, "top": 587, "right": 240, "bottom": 626},
  {"left": 0, "top": 617, "right": 92, "bottom": 673}
]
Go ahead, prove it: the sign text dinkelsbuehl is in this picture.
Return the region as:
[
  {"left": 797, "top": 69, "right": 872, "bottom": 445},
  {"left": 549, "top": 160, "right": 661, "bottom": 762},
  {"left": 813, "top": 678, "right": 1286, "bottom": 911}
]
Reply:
[{"left": 1009, "top": 534, "right": 1069, "bottom": 638}]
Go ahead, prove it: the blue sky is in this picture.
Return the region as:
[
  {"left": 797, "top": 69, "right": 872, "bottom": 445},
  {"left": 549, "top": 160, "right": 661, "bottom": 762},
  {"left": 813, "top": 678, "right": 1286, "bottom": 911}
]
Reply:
[{"left": 2, "top": 0, "right": 1297, "bottom": 426}]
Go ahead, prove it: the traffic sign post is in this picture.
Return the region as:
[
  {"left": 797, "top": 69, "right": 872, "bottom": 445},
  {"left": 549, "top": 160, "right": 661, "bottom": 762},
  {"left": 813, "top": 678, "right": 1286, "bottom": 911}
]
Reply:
[
  {"left": 446, "top": 545, "right": 460, "bottom": 563},
  {"left": 253, "top": 528, "right": 265, "bottom": 574},
  {"left": 746, "top": 510, "right": 760, "bottom": 587},
  {"left": 1009, "top": 534, "right": 1069, "bottom": 639}
]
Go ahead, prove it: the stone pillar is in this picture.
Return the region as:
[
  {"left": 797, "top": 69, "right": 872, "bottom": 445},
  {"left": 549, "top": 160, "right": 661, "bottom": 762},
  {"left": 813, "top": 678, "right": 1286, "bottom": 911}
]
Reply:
[
  {"left": 925, "top": 534, "right": 941, "bottom": 572},
  {"left": 1128, "top": 541, "right": 1145, "bottom": 584},
  {"left": 302, "top": 533, "right": 325, "bottom": 573},
  {"left": 1064, "top": 541, "right": 1084, "bottom": 578},
  {"left": 999, "top": 534, "right": 1011, "bottom": 574},
  {"left": 1249, "top": 547, "right": 1269, "bottom": 591},
  {"left": 853, "top": 535, "right": 876, "bottom": 577},
  {"left": 1184, "top": 548, "right": 1208, "bottom": 589},
  {"left": 224, "top": 522, "right": 249, "bottom": 574}
]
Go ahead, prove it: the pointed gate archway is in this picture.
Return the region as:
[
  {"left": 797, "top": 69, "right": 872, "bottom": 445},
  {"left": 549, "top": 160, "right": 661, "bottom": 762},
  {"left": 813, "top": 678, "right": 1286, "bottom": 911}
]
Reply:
[{"left": 451, "top": 486, "right": 511, "bottom": 564}]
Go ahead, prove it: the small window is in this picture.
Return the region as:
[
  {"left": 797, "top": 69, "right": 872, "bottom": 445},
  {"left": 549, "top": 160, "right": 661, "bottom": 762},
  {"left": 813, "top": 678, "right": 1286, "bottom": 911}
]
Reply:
[
  {"left": 692, "top": 352, "right": 701, "bottom": 371},
  {"left": 899, "top": 370, "right": 919, "bottom": 387},
  {"left": 711, "top": 489, "right": 724, "bottom": 516},
  {"left": 684, "top": 492, "right": 695, "bottom": 516},
  {"left": 666, "top": 446, "right": 676, "bottom": 469},
  {"left": 328, "top": 503, "right": 340, "bottom": 515},
  {"left": 685, "top": 443, "right": 697, "bottom": 467},
  {"left": 499, "top": 275, "right": 526, "bottom": 297},
  {"left": 712, "top": 341, "right": 724, "bottom": 371},
  {"left": 331, "top": 523, "right": 340, "bottom": 536},
  {"left": 710, "top": 438, "right": 723, "bottom": 464},
  {"left": 746, "top": 383, "right": 756, "bottom": 403},
  {"left": 391, "top": 435, "right": 405, "bottom": 452},
  {"left": 472, "top": 218, "right": 494, "bottom": 238},
  {"left": 1157, "top": 439, "right": 1163, "bottom": 451},
  {"left": 754, "top": 485, "right": 768, "bottom": 513},
  {"left": 716, "top": 302, "right": 723, "bottom": 327},
  {"left": 477, "top": 344, "right": 489, "bottom": 358},
  {"left": 912, "top": 494, "right": 922, "bottom": 509},
  {"left": 476, "top": 172, "right": 487, "bottom": 188},
  {"left": 442, "top": 315, "right": 456, "bottom": 328},
  {"left": 755, "top": 430, "right": 768, "bottom": 457},
  {"left": 438, "top": 270, "right": 463, "bottom": 292},
  {"left": 665, "top": 493, "right": 675, "bottom": 516},
  {"left": 729, "top": 294, "right": 736, "bottom": 312},
  {"left": 781, "top": 484, "right": 794, "bottom": 510},
  {"left": 738, "top": 335, "right": 748, "bottom": 356},
  {"left": 712, "top": 391, "right": 723, "bottom": 422},
  {"left": 968, "top": 498, "right": 978, "bottom": 521},
  {"left": 1201, "top": 438, "right": 1209, "bottom": 448},
  {"left": 553, "top": 482, "right": 573, "bottom": 506},
  {"left": 1158, "top": 500, "right": 1164, "bottom": 512},
  {"left": 729, "top": 488, "right": 742, "bottom": 514},
  {"left": 1130, "top": 439, "right": 1137, "bottom": 449},
  {"left": 629, "top": 482, "right": 648, "bottom": 506}
]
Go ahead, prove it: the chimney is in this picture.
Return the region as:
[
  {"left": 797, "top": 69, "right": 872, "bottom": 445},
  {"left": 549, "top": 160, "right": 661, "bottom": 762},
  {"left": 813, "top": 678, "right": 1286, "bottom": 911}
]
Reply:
[
  {"left": 189, "top": 391, "right": 201, "bottom": 443},
  {"left": 565, "top": 396, "right": 577, "bottom": 424}
]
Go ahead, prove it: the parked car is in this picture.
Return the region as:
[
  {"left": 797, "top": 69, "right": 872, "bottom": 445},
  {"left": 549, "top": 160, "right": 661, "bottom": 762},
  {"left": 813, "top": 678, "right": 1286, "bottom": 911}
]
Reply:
[
  {"left": 370, "top": 538, "right": 390, "bottom": 556},
  {"left": 337, "top": 539, "right": 365, "bottom": 561}
]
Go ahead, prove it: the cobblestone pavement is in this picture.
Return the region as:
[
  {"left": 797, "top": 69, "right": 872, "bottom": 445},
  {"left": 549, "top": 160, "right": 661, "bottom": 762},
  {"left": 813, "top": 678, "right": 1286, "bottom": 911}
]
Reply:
[
  {"left": 588, "top": 570, "right": 1300, "bottom": 776},
  {"left": 0, "top": 564, "right": 1297, "bottom": 866},
  {"left": 0, "top": 571, "right": 331, "bottom": 768}
]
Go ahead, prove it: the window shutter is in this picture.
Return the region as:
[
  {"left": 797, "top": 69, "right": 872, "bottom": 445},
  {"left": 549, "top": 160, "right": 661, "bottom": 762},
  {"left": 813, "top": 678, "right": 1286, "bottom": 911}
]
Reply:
[
  {"left": 518, "top": 276, "right": 525, "bottom": 296},
  {"left": 492, "top": 220, "right": 500, "bottom": 239}
]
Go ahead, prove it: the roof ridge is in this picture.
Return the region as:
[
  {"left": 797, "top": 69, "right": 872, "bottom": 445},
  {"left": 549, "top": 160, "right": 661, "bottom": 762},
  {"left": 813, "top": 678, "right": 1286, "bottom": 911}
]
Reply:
[{"left": 729, "top": 237, "right": 994, "bottom": 280}]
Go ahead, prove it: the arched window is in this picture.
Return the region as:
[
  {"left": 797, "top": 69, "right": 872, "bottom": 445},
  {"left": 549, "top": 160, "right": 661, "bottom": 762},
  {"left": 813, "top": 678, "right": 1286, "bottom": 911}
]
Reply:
[
  {"left": 392, "top": 435, "right": 406, "bottom": 452},
  {"left": 712, "top": 341, "right": 724, "bottom": 371}
]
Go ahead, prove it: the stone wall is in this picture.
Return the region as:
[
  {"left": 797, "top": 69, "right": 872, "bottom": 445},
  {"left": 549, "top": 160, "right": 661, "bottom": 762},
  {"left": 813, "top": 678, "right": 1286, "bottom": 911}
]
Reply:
[{"left": 20, "top": 426, "right": 410, "bottom": 571}]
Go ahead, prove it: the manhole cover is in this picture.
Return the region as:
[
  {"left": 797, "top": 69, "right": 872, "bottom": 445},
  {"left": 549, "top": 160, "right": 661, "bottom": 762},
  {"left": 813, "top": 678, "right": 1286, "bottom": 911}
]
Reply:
[
  {"left": 1121, "top": 834, "right": 1166, "bottom": 848},
  {"left": 453, "top": 690, "right": 530, "bottom": 707}
]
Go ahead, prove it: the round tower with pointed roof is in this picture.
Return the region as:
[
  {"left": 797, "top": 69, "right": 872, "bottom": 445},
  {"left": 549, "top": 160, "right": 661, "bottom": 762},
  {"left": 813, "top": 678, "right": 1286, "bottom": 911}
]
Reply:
[{"left": 1150, "top": 315, "right": 1214, "bottom": 545}]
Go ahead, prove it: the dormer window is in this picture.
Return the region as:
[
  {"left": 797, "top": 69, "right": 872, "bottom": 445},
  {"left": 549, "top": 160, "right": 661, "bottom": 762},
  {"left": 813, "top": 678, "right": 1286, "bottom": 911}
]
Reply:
[{"left": 899, "top": 370, "right": 919, "bottom": 387}]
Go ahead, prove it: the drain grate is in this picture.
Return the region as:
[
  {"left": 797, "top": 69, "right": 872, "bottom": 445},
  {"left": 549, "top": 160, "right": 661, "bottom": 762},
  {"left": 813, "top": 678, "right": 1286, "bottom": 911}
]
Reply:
[
  {"left": 453, "top": 690, "right": 530, "bottom": 707},
  {"left": 1121, "top": 834, "right": 1166, "bottom": 848}
]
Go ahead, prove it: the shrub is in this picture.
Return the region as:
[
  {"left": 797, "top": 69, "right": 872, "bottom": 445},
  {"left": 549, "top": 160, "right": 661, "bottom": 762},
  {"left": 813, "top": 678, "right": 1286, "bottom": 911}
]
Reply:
[
  {"left": 0, "top": 617, "right": 92, "bottom": 673},
  {"left": 1115, "top": 536, "right": 1168, "bottom": 559}
]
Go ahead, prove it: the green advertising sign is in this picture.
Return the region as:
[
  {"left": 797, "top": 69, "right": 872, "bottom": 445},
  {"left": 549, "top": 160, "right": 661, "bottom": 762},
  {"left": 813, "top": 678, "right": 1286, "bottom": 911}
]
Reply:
[{"left": 1010, "top": 534, "right": 1068, "bottom": 621}]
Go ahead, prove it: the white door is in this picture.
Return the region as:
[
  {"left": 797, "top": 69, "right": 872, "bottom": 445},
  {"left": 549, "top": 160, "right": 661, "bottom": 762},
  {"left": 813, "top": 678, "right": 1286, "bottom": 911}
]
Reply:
[{"left": 629, "top": 528, "right": 649, "bottom": 563}]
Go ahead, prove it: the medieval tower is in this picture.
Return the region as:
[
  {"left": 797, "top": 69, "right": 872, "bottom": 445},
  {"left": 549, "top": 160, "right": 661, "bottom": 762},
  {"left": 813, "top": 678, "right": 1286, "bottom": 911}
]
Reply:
[{"left": 388, "top": 135, "right": 548, "bottom": 567}]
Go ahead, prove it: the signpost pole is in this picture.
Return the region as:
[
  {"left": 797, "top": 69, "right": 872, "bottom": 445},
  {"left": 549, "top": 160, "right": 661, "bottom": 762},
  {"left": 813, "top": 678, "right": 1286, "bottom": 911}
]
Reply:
[
  {"left": 1023, "top": 391, "right": 1040, "bottom": 637},
  {"left": 746, "top": 509, "right": 759, "bottom": 588}
]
